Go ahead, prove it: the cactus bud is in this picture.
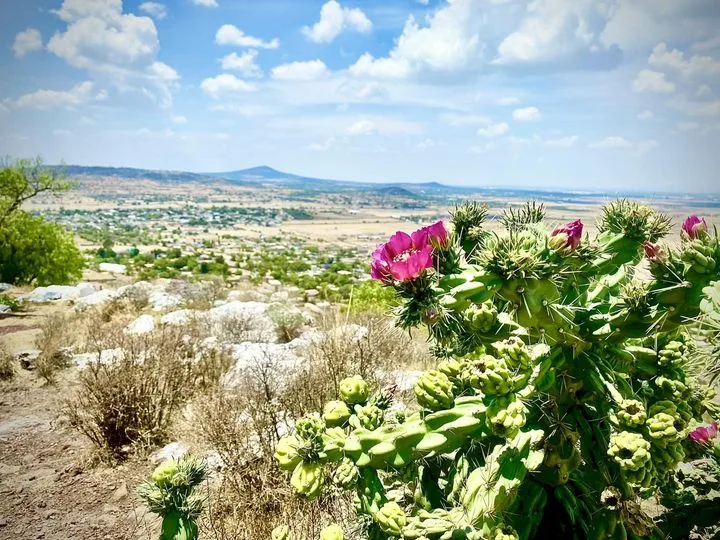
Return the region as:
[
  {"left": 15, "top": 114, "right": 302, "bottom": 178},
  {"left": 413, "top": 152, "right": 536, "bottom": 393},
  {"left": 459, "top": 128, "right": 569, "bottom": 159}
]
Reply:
[
  {"left": 492, "top": 524, "right": 520, "bottom": 540},
  {"left": 608, "top": 431, "right": 651, "bottom": 471},
  {"left": 291, "top": 461, "right": 324, "bottom": 499},
  {"left": 323, "top": 400, "right": 352, "bottom": 427},
  {"left": 333, "top": 457, "right": 359, "bottom": 489},
  {"left": 616, "top": 399, "right": 647, "bottom": 427},
  {"left": 354, "top": 404, "right": 385, "bottom": 430},
  {"left": 375, "top": 502, "right": 407, "bottom": 536},
  {"left": 271, "top": 525, "right": 290, "bottom": 540},
  {"left": 486, "top": 394, "right": 527, "bottom": 437},
  {"left": 414, "top": 370, "right": 455, "bottom": 411},
  {"left": 151, "top": 459, "right": 180, "bottom": 487},
  {"left": 339, "top": 375, "right": 370, "bottom": 405},
  {"left": 320, "top": 524, "right": 344, "bottom": 540}
]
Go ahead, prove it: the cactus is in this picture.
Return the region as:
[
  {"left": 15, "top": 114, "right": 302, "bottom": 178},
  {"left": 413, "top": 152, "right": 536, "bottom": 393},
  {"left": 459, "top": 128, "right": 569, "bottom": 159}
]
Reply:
[
  {"left": 137, "top": 456, "right": 206, "bottom": 540},
  {"left": 273, "top": 203, "right": 720, "bottom": 539}
]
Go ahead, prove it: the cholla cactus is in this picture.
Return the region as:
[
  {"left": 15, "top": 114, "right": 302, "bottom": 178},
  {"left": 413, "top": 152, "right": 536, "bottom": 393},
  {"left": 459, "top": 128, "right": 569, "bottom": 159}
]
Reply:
[
  {"left": 273, "top": 202, "right": 720, "bottom": 539},
  {"left": 137, "top": 455, "right": 206, "bottom": 540}
]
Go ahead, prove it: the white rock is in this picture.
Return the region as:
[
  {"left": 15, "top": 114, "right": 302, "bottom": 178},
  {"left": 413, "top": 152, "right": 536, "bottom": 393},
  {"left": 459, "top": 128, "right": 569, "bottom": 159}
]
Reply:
[
  {"left": 160, "top": 309, "right": 196, "bottom": 326},
  {"left": 21, "top": 283, "right": 97, "bottom": 303},
  {"left": 386, "top": 370, "right": 424, "bottom": 392},
  {"left": 287, "top": 330, "right": 322, "bottom": 350},
  {"left": 305, "top": 289, "right": 319, "bottom": 298},
  {"left": 223, "top": 342, "right": 303, "bottom": 387},
  {"left": 72, "top": 348, "right": 126, "bottom": 369},
  {"left": 150, "top": 442, "right": 189, "bottom": 464},
  {"left": 213, "top": 299, "right": 227, "bottom": 307},
  {"left": 74, "top": 289, "right": 118, "bottom": 311},
  {"left": 0, "top": 305, "right": 11, "bottom": 314},
  {"left": 0, "top": 283, "right": 11, "bottom": 291},
  {"left": 148, "top": 291, "right": 182, "bottom": 311},
  {"left": 208, "top": 301, "right": 277, "bottom": 343},
  {"left": 124, "top": 314, "right": 155, "bottom": 335},
  {"left": 98, "top": 263, "right": 127, "bottom": 274}
]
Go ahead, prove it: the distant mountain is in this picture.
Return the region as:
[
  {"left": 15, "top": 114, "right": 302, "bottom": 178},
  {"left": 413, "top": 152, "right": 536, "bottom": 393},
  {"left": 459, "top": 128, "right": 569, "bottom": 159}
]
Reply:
[{"left": 54, "top": 165, "right": 218, "bottom": 184}]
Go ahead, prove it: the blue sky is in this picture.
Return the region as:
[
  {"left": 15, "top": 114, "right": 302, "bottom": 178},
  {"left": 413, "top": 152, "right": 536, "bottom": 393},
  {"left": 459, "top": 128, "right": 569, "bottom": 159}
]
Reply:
[{"left": 1, "top": 0, "right": 719, "bottom": 192}]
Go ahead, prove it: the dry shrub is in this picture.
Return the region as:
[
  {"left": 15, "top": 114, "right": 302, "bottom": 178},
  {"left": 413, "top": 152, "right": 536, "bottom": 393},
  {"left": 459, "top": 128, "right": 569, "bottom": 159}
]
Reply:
[
  {"left": 171, "top": 277, "right": 228, "bottom": 310},
  {"left": 34, "top": 312, "right": 77, "bottom": 383},
  {"left": 284, "top": 310, "right": 432, "bottom": 414},
  {"left": 0, "top": 343, "right": 15, "bottom": 381},
  {"left": 268, "top": 304, "right": 305, "bottom": 343},
  {"left": 66, "top": 323, "right": 231, "bottom": 460},
  {"left": 216, "top": 313, "right": 254, "bottom": 344}
]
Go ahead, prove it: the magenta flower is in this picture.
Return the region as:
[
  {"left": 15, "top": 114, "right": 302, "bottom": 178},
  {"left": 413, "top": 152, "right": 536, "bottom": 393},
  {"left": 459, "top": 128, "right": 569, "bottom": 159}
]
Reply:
[
  {"left": 371, "top": 230, "right": 434, "bottom": 283},
  {"left": 551, "top": 219, "right": 583, "bottom": 251},
  {"left": 413, "top": 221, "right": 449, "bottom": 249},
  {"left": 689, "top": 422, "right": 718, "bottom": 444},
  {"left": 681, "top": 215, "right": 708, "bottom": 240}
]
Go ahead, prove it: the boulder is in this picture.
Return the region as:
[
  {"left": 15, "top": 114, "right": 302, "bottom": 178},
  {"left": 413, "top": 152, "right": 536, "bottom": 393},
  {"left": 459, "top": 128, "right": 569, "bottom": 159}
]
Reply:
[
  {"left": 15, "top": 350, "right": 41, "bottom": 370},
  {"left": 148, "top": 291, "right": 181, "bottom": 311},
  {"left": 207, "top": 301, "right": 277, "bottom": 343},
  {"left": 124, "top": 314, "right": 155, "bottom": 335},
  {"left": 0, "top": 305, "right": 11, "bottom": 314},
  {"left": 150, "top": 442, "right": 189, "bottom": 464},
  {"left": 72, "top": 348, "right": 126, "bottom": 369},
  {"left": 98, "top": 263, "right": 127, "bottom": 274},
  {"left": 21, "top": 283, "right": 97, "bottom": 303},
  {"left": 0, "top": 283, "right": 11, "bottom": 292},
  {"left": 160, "top": 309, "right": 196, "bottom": 326},
  {"left": 223, "top": 342, "right": 303, "bottom": 387},
  {"left": 74, "top": 289, "right": 118, "bottom": 311}
]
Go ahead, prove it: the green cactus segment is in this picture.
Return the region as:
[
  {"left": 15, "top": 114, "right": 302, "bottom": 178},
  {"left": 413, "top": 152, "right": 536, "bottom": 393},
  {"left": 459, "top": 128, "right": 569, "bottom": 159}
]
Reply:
[
  {"left": 323, "top": 400, "right": 352, "bottom": 427},
  {"left": 339, "top": 375, "right": 370, "bottom": 405},
  {"left": 160, "top": 512, "right": 198, "bottom": 540}
]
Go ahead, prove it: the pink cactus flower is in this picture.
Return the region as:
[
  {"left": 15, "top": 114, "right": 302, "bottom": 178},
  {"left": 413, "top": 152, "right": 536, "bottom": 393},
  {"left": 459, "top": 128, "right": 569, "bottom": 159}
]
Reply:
[
  {"left": 551, "top": 219, "right": 583, "bottom": 251},
  {"left": 413, "top": 220, "right": 450, "bottom": 249},
  {"left": 371, "top": 230, "right": 434, "bottom": 283},
  {"left": 643, "top": 241, "right": 666, "bottom": 262},
  {"left": 681, "top": 215, "right": 708, "bottom": 240},
  {"left": 689, "top": 422, "right": 718, "bottom": 444}
]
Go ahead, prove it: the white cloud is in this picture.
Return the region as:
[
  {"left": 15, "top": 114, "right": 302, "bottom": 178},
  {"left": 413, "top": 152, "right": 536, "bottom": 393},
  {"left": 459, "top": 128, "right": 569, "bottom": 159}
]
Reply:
[
  {"left": 215, "top": 25, "right": 279, "bottom": 49},
  {"left": 513, "top": 106, "right": 541, "bottom": 122},
  {"left": 632, "top": 69, "right": 675, "bottom": 93},
  {"left": 348, "top": 119, "right": 376, "bottom": 135},
  {"left": 355, "top": 81, "right": 386, "bottom": 99},
  {"left": 53, "top": 129, "right": 73, "bottom": 137},
  {"left": 139, "top": 2, "right": 167, "bottom": 19},
  {"left": 48, "top": 0, "right": 159, "bottom": 69},
  {"left": 637, "top": 109, "right": 654, "bottom": 121},
  {"left": 497, "top": 96, "right": 519, "bottom": 105},
  {"left": 13, "top": 28, "right": 43, "bottom": 58},
  {"left": 494, "top": 0, "right": 617, "bottom": 65},
  {"left": 440, "top": 113, "right": 491, "bottom": 126},
  {"left": 307, "top": 136, "right": 337, "bottom": 151},
  {"left": 172, "top": 115, "right": 187, "bottom": 124},
  {"left": 349, "top": 0, "right": 483, "bottom": 79},
  {"left": 271, "top": 60, "right": 330, "bottom": 81},
  {"left": 469, "top": 142, "right": 496, "bottom": 154},
  {"left": 220, "top": 50, "right": 263, "bottom": 77},
  {"left": 649, "top": 42, "right": 720, "bottom": 80},
  {"left": 588, "top": 136, "right": 633, "bottom": 149},
  {"left": 477, "top": 122, "right": 509, "bottom": 138},
  {"left": 302, "top": 0, "right": 373, "bottom": 43},
  {"left": 636, "top": 139, "right": 659, "bottom": 154},
  {"left": 14, "top": 81, "right": 103, "bottom": 110},
  {"left": 148, "top": 61, "right": 180, "bottom": 81},
  {"left": 418, "top": 0, "right": 430, "bottom": 4},
  {"left": 192, "top": 0, "right": 218, "bottom": 7},
  {"left": 544, "top": 135, "right": 578, "bottom": 147},
  {"left": 417, "top": 138, "right": 436, "bottom": 150},
  {"left": 200, "top": 74, "right": 257, "bottom": 98}
]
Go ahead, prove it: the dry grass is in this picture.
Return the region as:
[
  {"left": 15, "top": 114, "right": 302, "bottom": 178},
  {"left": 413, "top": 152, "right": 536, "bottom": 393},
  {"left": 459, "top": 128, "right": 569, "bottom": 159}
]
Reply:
[
  {"left": 34, "top": 312, "right": 77, "bottom": 383},
  {"left": 0, "top": 343, "right": 15, "bottom": 381}
]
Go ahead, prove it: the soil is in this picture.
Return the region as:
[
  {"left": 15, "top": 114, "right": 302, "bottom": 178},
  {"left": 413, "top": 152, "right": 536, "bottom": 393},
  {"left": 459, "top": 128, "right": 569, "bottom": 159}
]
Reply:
[{"left": 0, "top": 319, "right": 158, "bottom": 540}]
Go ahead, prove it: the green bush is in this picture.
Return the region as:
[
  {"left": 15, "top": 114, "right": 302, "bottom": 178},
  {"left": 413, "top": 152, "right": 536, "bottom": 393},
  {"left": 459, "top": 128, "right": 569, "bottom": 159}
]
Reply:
[{"left": 0, "top": 293, "right": 21, "bottom": 312}]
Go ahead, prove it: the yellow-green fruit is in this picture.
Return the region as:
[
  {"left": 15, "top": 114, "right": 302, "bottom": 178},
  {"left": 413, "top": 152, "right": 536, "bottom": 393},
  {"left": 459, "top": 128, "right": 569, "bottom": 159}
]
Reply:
[
  {"left": 486, "top": 394, "right": 527, "bottom": 437},
  {"left": 271, "top": 525, "right": 290, "bottom": 540},
  {"left": 659, "top": 341, "right": 686, "bottom": 367},
  {"left": 616, "top": 399, "right": 646, "bottom": 427},
  {"left": 320, "top": 524, "right": 344, "bottom": 540},
  {"left": 608, "top": 431, "right": 651, "bottom": 471},
  {"left": 274, "top": 436, "right": 302, "bottom": 471},
  {"left": 355, "top": 404, "right": 385, "bottom": 430},
  {"left": 339, "top": 375, "right": 369, "bottom": 405},
  {"left": 652, "top": 442, "right": 685, "bottom": 474},
  {"left": 438, "top": 358, "right": 465, "bottom": 387},
  {"left": 467, "top": 355, "right": 513, "bottom": 396},
  {"left": 151, "top": 459, "right": 179, "bottom": 486},
  {"left": 323, "top": 400, "right": 351, "bottom": 427},
  {"left": 654, "top": 376, "right": 688, "bottom": 400},
  {"left": 494, "top": 337, "right": 531, "bottom": 370},
  {"left": 291, "top": 461, "right": 324, "bottom": 499},
  {"left": 333, "top": 457, "right": 359, "bottom": 489},
  {"left": 493, "top": 524, "right": 520, "bottom": 540},
  {"left": 295, "top": 414, "right": 325, "bottom": 442},
  {"left": 414, "top": 370, "right": 455, "bottom": 411},
  {"left": 375, "top": 502, "right": 407, "bottom": 536},
  {"left": 466, "top": 302, "right": 497, "bottom": 333},
  {"left": 646, "top": 412, "right": 681, "bottom": 446}
]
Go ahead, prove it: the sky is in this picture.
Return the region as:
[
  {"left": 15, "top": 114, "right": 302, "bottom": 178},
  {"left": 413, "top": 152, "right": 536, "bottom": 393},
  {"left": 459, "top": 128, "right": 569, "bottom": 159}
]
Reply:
[{"left": 1, "top": 0, "right": 719, "bottom": 193}]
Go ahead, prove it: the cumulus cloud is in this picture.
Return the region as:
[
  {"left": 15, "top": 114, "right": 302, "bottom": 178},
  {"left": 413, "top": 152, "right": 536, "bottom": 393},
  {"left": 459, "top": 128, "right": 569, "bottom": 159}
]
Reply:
[
  {"left": 649, "top": 42, "right": 720, "bottom": 80},
  {"left": 200, "top": 74, "right": 257, "bottom": 98},
  {"left": 271, "top": 60, "right": 330, "bottom": 81},
  {"left": 139, "top": 2, "right": 167, "bottom": 19},
  {"left": 192, "top": 0, "right": 218, "bottom": 7},
  {"left": 302, "top": 0, "right": 372, "bottom": 43},
  {"left": 13, "top": 28, "right": 43, "bottom": 58},
  {"left": 215, "top": 25, "right": 279, "bottom": 49},
  {"left": 14, "top": 81, "right": 104, "bottom": 110},
  {"left": 513, "top": 106, "right": 541, "bottom": 121},
  {"left": 632, "top": 70, "right": 675, "bottom": 93},
  {"left": 544, "top": 135, "right": 578, "bottom": 147},
  {"left": 348, "top": 119, "right": 376, "bottom": 135},
  {"left": 588, "top": 136, "right": 659, "bottom": 154},
  {"left": 172, "top": 115, "right": 187, "bottom": 124},
  {"left": 497, "top": 96, "right": 519, "bottom": 105},
  {"left": 477, "top": 122, "right": 509, "bottom": 138},
  {"left": 220, "top": 50, "right": 262, "bottom": 77}
]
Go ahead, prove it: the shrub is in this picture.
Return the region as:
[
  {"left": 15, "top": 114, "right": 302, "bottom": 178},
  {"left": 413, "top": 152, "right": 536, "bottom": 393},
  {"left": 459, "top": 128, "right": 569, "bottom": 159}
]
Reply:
[
  {"left": 0, "top": 344, "right": 15, "bottom": 381},
  {"left": 0, "top": 293, "right": 21, "bottom": 312},
  {"left": 346, "top": 279, "right": 398, "bottom": 315},
  {"left": 268, "top": 304, "right": 305, "bottom": 343},
  {"left": 273, "top": 203, "right": 720, "bottom": 539},
  {"left": 34, "top": 312, "right": 76, "bottom": 383}
]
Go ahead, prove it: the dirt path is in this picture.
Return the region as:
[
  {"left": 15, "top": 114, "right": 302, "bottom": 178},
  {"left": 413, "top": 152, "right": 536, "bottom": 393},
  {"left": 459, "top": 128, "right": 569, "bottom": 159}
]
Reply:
[{"left": 0, "top": 369, "right": 156, "bottom": 540}]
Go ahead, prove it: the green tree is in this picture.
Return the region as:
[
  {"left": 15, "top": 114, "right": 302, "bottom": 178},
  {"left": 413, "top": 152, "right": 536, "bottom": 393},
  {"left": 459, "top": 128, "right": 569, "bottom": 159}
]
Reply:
[
  {"left": 0, "top": 212, "right": 84, "bottom": 285},
  {"left": 0, "top": 157, "right": 83, "bottom": 285},
  {"left": 0, "top": 157, "right": 73, "bottom": 227}
]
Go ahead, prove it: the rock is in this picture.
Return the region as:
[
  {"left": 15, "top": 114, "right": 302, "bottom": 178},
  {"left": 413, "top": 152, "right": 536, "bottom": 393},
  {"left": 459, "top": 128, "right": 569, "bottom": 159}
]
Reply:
[
  {"left": 303, "top": 302, "right": 324, "bottom": 315},
  {"left": 305, "top": 289, "right": 319, "bottom": 299},
  {"left": 0, "top": 282, "right": 9, "bottom": 291},
  {"left": 270, "top": 291, "right": 290, "bottom": 303},
  {"left": 21, "top": 283, "right": 97, "bottom": 303},
  {"left": 223, "top": 343, "right": 303, "bottom": 387},
  {"left": 213, "top": 299, "right": 227, "bottom": 307},
  {"left": 268, "top": 279, "right": 282, "bottom": 288},
  {"left": 15, "top": 350, "right": 41, "bottom": 370},
  {"left": 150, "top": 442, "right": 189, "bottom": 464},
  {"left": 74, "top": 289, "right": 118, "bottom": 311},
  {"left": 148, "top": 291, "right": 181, "bottom": 311},
  {"left": 0, "top": 305, "right": 11, "bottom": 314},
  {"left": 111, "top": 482, "right": 129, "bottom": 501},
  {"left": 203, "top": 451, "right": 225, "bottom": 471},
  {"left": 287, "top": 330, "right": 322, "bottom": 350},
  {"left": 72, "top": 348, "right": 125, "bottom": 369},
  {"left": 98, "top": 262, "right": 127, "bottom": 274},
  {"left": 207, "top": 301, "right": 277, "bottom": 343},
  {"left": 160, "top": 309, "right": 196, "bottom": 326},
  {"left": 124, "top": 314, "right": 155, "bottom": 335}
]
